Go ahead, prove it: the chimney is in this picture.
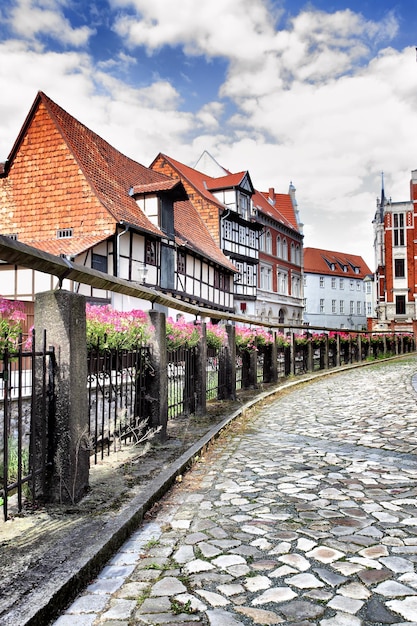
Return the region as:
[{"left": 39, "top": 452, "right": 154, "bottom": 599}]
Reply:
[{"left": 268, "top": 187, "right": 275, "bottom": 204}]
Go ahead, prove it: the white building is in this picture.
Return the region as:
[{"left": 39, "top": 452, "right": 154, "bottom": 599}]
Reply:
[{"left": 303, "top": 247, "right": 371, "bottom": 330}]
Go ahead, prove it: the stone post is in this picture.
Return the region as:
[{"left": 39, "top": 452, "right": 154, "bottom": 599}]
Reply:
[
  {"left": 148, "top": 310, "right": 168, "bottom": 439},
  {"left": 219, "top": 324, "right": 236, "bottom": 400},
  {"left": 34, "top": 290, "right": 89, "bottom": 504},
  {"left": 194, "top": 322, "right": 207, "bottom": 416}
]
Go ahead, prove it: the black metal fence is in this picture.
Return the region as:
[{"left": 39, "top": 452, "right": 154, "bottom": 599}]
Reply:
[
  {"left": 87, "top": 346, "right": 152, "bottom": 462},
  {"left": 1, "top": 327, "right": 416, "bottom": 521},
  {"left": 0, "top": 330, "right": 55, "bottom": 521},
  {"left": 167, "top": 347, "right": 197, "bottom": 418}
]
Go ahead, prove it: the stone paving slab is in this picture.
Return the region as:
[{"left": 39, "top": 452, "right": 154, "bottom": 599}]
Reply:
[{"left": 51, "top": 357, "right": 417, "bottom": 625}]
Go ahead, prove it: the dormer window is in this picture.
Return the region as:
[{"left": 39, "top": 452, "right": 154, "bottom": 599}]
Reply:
[{"left": 57, "top": 228, "right": 73, "bottom": 239}]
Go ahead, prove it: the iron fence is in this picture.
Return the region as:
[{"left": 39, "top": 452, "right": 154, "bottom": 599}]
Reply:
[
  {"left": 1, "top": 330, "right": 55, "bottom": 521},
  {"left": 167, "top": 347, "right": 196, "bottom": 418},
  {"left": 87, "top": 346, "right": 152, "bottom": 463}
]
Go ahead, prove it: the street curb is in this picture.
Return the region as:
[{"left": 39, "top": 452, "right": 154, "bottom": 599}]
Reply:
[{"left": 5, "top": 353, "right": 415, "bottom": 626}]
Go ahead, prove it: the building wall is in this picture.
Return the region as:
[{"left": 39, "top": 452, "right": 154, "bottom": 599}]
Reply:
[
  {"left": 0, "top": 102, "right": 115, "bottom": 243},
  {"left": 151, "top": 156, "right": 221, "bottom": 246},
  {"left": 304, "top": 272, "right": 367, "bottom": 329}
]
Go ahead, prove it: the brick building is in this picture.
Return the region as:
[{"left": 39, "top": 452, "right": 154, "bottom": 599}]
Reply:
[{"left": 372, "top": 170, "right": 417, "bottom": 332}]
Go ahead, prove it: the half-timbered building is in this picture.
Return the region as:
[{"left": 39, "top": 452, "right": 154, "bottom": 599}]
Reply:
[
  {"left": 151, "top": 151, "right": 261, "bottom": 317},
  {"left": 0, "top": 92, "right": 236, "bottom": 313}
]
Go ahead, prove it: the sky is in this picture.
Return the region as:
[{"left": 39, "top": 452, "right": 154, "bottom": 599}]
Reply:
[{"left": 1, "top": 0, "right": 417, "bottom": 271}]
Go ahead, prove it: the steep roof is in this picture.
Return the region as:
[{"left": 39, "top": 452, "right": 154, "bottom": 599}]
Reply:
[
  {"left": 5, "top": 91, "right": 172, "bottom": 241},
  {"left": 252, "top": 189, "right": 299, "bottom": 231},
  {"left": 304, "top": 247, "right": 371, "bottom": 278},
  {"left": 174, "top": 200, "right": 236, "bottom": 272},
  {"left": 1, "top": 92, "right": 233, "bottom": 270},
  {"left": 151, "top": 153, "right": 251, "bottom": 209}
]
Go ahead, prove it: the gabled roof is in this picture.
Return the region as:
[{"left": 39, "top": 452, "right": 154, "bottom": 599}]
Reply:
[
  {"left": 5, "top": 91, "right": 171, "bottom": 240},
  {"left": 304, "top": 247, "right": 371, "bottom": 278},
  {"left": 2, "top": 92, "right": 234, "bottom": 271},
  {"left": 253, "top": 189, "right": 299, "bottom": 232},
  {"left": 174, "top": 200, "right": 236, "bottom": 272},
  {"left": 206, "top": 171, "right": 254, "bottom": 194},
  {"left": 151, "top": 153, "right": 253, "bottom": 209}
]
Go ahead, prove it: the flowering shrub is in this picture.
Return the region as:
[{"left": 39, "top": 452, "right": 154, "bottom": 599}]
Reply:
[
  {"left": 235, "top": 325, "right": 273, "bottom": 352},
  {"left": 276, "top": 332, "right": 290, "bottom": 348},
  {"left": 86, "top": 304, "right": 153, "bottom": 351},
  {"left": 0, "top": 297, "right": 26, "bottom": 356},
  {"left": 166, "top": 317, "right": 201, "bottom": 351},
  {"left": 205, "top": 322, "right": 228, "bottom": 350}
]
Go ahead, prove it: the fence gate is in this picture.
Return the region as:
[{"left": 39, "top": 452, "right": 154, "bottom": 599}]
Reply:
[{"left": 0, "top": 331, "right": 55, "bottom": 521}]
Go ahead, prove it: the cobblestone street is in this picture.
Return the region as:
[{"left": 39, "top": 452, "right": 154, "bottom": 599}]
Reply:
[{"left": 54, "top": 358, "right": 417, "bottom": 625}]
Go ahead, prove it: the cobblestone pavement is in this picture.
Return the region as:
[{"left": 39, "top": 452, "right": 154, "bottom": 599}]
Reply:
[{"left": 53, "top": 358, "right": 417, "bottom": 625}]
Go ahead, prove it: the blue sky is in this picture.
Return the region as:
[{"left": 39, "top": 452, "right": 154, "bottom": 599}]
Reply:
[{"left": 1, "top": 0, "right": 417, "bottom": 269}]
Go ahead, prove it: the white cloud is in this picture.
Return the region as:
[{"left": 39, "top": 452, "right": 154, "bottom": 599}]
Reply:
[
  {"left": 5, "top": 0, "right": 94, "bottom": 46},
  {"left": 0, "top": 0, "right": 415, "bottom": 270}
]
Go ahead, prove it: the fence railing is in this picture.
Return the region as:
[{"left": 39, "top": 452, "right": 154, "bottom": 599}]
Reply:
[
  {"left": 1, "top": 330, "right": 55, "bottom": 521},
  {"left": 87, "top": 346, "right": 152, "bottom": 463},
  {"left": 1, "top": 323, "right": 416, "bottom": 521}
]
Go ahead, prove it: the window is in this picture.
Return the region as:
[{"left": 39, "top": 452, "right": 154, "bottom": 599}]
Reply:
[
  {"left": 260, "top": 265, "right": 272, "bottom": 290},
  {"left": 177, "top": 250, "right": 186, "bottom": 274},
  {"left": 396, "top": 295, "right": 406, "bottom": 315},
  {"left": 357, "top": 301, "right": 361, "bottom": 315},
  {"left": 92, "top": 253, "right": 107, "bottom": 273},
  {"left": 292, "top": 275, "right": 301, "bottom": 297},
  {"left": 295, "top": 244, "right": 301, "bottom": 266},
  {"left": 238, "top": 192, "right": 250, "bottom": 219},
  {"left": 356, "top": 281, "right": 361, "bottom": 291},
  {"left": 57, "top": 228, "right": 73, "bottom": 238},
  {"left": 320, "top": 299, "right": 324, "bottom": 313},
  {"left": 223, "top": 220, "right": 232, "bottom": 241},
  {"left": 395, "top": 258, "right": 405, "bottom": 278},
  {"left": 319, "top": 276, "right": 325, "bottom": 288},
  {"left": 238, "top": 225, "right": 246, "bottom": 245},
  {"left": 332, "top": 300, "right": 336, "bottom": 313},
  {"left": 278, "top": 269, "right": 288, "bottom": 294},
  {"left": 276, "top": 236, "right": 282, "bottom": 258},
  {"left": 331, "top": 277, "right": 336, "bottom": 289},
  {"left": 367, "top": 302, "right": 372, "bottom": 316},
  {"left": 262, "top": 230, "right": 272, "bottom": 254},
  {"left": 247, "top": 264, "right": 257, "bottom": 286},
  {"left": 366, "top": 282, "right": 371, "bottom": 294},
  {"left": 282, "top": 238, "right": 288, "bottom": 260},
  {"left": 350, "top": 280, "right": 354, "bottom": 290},
  {"left": 350, "top": 301, "right": 354, "bottom": 314},
  {"left": 145, "top": 239, "right": 157, "bottom": 265},
  {"left": 339, "top": 279, "right": 344, "bottom": 289},
  {"left": 290, "top": 242, "right": 295, "bottom": 262},
  {"left": 393, "top": 213, "right": 405, "bottom": 246},
  {"left": 248, "top": 230, "right": 256, "bottom": 249},
  {"left": 340, "top": 300, "right": 344, "bottom": 314}
]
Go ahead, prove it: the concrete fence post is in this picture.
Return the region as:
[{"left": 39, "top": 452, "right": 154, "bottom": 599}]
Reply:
[
  {"left": 34, "top": 290, "right": 89, "bottom": 504},
  {"left": 195, "top": 322, "right": 207, "bottom": 416},
  {"left": 219, "top": 324, "right": 236, "bottom": 400},
  {"left": 148, "top": 310, "right": 168, "bottom": 440}
]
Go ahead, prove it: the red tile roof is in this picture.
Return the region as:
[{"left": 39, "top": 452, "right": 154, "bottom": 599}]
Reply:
[
  {"left": 253, "top": 189, "right": 298, "bottom": 231},
  {"left": 174, "top": 200, "right": 236, "bottom": 272},
  {"left": 2, "top": 92, "right": 234, "bottom": 270},
  {"left": 304, "top": 247, "right": 371, "bottom": 278}
]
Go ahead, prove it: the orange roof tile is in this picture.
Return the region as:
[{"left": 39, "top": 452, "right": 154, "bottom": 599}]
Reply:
[
  {"left": 174, "top": 200, "right": 236, "bottom": 272},
  {"left": 253, "top": 189, "right": 299, "bottom": 231},
  {"left": 304, "top": 247, "right": 371, "bottom": 278}
]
